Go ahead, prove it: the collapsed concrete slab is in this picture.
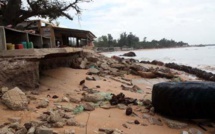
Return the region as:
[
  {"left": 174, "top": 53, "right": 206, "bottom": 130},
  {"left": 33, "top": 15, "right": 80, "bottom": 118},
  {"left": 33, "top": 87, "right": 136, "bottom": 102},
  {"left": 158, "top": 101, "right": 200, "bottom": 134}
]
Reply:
[{"left": 0, "top": 48, "right": 85, "bottom": 89}]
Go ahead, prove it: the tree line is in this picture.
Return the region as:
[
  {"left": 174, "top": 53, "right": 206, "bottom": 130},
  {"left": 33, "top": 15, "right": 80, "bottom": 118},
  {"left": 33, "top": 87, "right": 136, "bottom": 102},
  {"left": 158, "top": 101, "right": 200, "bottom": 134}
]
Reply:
[{"left": 94, "top": 32, "right": 189, "bottom": 49}]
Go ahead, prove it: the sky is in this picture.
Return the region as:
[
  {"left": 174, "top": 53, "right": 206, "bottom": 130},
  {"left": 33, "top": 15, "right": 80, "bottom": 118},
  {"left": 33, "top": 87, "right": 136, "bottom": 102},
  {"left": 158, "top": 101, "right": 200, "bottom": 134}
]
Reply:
[{"left": 56, "top": 0, "right": 215, "bottom": 45}]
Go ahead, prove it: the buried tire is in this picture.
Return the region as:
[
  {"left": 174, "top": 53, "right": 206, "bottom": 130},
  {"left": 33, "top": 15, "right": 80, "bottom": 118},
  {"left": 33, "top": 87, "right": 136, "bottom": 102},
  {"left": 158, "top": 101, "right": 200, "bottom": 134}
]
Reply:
[{"left": 152, "top": 82, "right": 215, "bottom": 119}]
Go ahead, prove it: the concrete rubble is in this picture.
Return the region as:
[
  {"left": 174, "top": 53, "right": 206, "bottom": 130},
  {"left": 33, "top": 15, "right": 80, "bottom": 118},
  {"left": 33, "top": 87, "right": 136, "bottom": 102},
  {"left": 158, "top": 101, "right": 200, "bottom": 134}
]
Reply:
[{"left": 0, "top": 50, "right": 214, "bottom": 133}]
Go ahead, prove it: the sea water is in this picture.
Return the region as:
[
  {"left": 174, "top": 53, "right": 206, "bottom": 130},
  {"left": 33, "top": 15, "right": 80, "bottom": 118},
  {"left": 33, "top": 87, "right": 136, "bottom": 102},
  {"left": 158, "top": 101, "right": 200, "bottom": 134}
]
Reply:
[{"left": 103, "top": 46, "right": 215, "bottom": 73}]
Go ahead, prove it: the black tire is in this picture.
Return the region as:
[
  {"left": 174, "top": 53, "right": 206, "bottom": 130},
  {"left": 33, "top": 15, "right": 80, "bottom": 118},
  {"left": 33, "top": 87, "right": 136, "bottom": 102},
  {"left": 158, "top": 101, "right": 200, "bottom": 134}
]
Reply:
[{"left": 152, "top": 82, "right": 215, "bottom": 119}]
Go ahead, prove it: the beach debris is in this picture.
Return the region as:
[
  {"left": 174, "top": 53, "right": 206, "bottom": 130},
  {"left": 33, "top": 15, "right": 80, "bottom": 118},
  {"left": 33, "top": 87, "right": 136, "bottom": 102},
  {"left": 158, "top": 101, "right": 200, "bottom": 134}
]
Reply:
[
  {"left": 2, "top": 87, "right": 28, "bottom": 110},
  {"left": 110, "top": 93, "right": 138, "bottom": 105}
]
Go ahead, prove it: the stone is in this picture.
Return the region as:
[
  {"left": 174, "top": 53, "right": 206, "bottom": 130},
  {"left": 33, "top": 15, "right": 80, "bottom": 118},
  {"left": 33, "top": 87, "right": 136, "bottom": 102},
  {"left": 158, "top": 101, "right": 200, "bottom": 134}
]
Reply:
[
  {"left": 66, "top": 118, "right": 78, "bottom": 126},
  {"left": 125, "top": 107, "right": 133, "bottom": 116},
  {"left": 134, "top": 120, "right": 140, "bottom": 125},
  {"left": 15, "top": 127, "right": 27, "bottom": 134},
  {"left": 9, "top": 122, "right": 20, "bottom": 129},
  {"left": 163, "top": 118, "right": 188, "bottom": 129},
  {"left": 100, "top": 63, "right": 110, "bottom": 70},
  {"left": 111, "top": 64, "right": 125, "bottom": 69},
  {"left": 181, "top": 131, "right": 189, "bottom": 134},
  {"left": 62, "top": 97, "right": 70, "bottom": 102},
  {"left": 148, "top": 117, "right": 163, "bottom": 126},
  {"left": 80, "top": 58, "right": 88, "bottom": 69},
  {"left": 35, "top": 126, "right": 53, "bottom": 134},
  {"left": 37, "top": 99, "right": 49, "bottom": 108},
  {"left": 189, "top": 128, "right": 203, "bottom": 134},
  {"left": 24, "top": 123, "right": 32, "bottom": 130},
  {"left": 98, "top": 128, "right": 114, "bottom": 134},
  {"left": 8, "top": 117, "right": 21, "bottom": 123},
  {"left": 27, "top": 127, "right": 36, "bottom": 134},
  {"left": 48, "top": 111, "right": 62, "bottom": 123},
  {"left": 2, "top": 87, "right": 28, "bottom": 110},
  {"left": 83, "top": 103, "right": 95, "bottom": 111},
  {"left": 0, "top": 127, "right": 15, "bottom": 134},
  {"left": 88, "top": 68, "right": 99, "bottom": 74},
  {"left": 61, "top": 106, "right": 73, "bottom": 112},
  {"left": 1, "top": 87, "right": 9, "bottom": 94},
  {"left": 52, "top": 122, "right": 64, "bottom": 128},
  {"left": 122, "top": 52, "right": 136, "bottom": 57}
]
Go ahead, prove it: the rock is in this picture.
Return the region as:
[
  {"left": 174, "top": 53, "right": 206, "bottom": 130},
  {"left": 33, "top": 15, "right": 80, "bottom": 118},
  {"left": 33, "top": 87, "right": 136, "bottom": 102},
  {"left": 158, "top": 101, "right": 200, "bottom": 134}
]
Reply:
[
  {"left": 27, "top": 127, "right": 36, "bottom": 134},
  {"left": 111, "top": 64, "right": 125, "bottom": 69},
  {"left": 189, "top": 128, "right": 203, "bottom": 134},
  {"left": 37, "top": 99, "right": 49, "bottom": 108},
  {"left": 125, "top": 107, "right": 133, "bottom": 116},
  {"left": 100, "top": 63, "right": 110, "bottom": 70},
  {"left": 8, "top": 117, "right": 21, "bottom": 123},
  {"left": 2, "top": 87, "right": 28, "bottom": 110},
  {"left": 48, "top": 111, "right": 62, "bottom": 123},
  {"left": 64, "top": 129, "right": 75, "bottom": 134},
  {"left": 52, "top": 122, "right": 64, "bottom": 128},
  {"left": 61, "top": 106, "right": 73, "bottom": 112},
  {"left": 52, "top": 95, "right": 59, "bottom": 99},
  {"left": 62, "top": 97, "right": 70, "bottom": 102},
  {"left": 181, "top": 131, "right": 189, "bottom": 134},
  {"left": 134, "top": 120, "right": 140, "bottom": 125},
  {"left": 66, "top": 118, "right": 78, "bottom": 126},
  {"left": 31, "top": 91, "right": 39, "bottom": 95},
  {"left": 151, "top": 60, "right": 164, "bottom": 66},
  {"left": 0, "top": 127, "right": 15, "bottom": 134},
  {"left": 98, "top": 128, "right": 114, "bottom": 134},
  {"left": 122, "top": 52, "right": 136, "bottom": 57},
  {"left": 24, "top": 123, "right": 32, "bottom": 130},
  {"left": 137, "top": 71, "right": 157, "bottom": 78},
  {"left": 35, "top": 126, "right": 53, "bottom": 134},
  {"left": 82, "top": 94, "right": 105, "bottom": 103},
  {"left": 83, "top": 103, "right": 95, "bottom": 111},
  {"left": 86, "top": 76, "right": 95, "bottom": 81},
  {"left": 143, "top": 99, "right": 152, "bottom": 106},
  {"left": 80, "top": 58, "right": 88, "bottom": 69},
  {"left": 148, "top": 117, "right": 163, "bottom": 126},
  {"left": 9, "top": 122, "right": 20, "bottom": 129},
  {"left": 163, "top": 118, "right": 188, "bottom": 129},
  {"left": 122, "top": 124, "right": 128, "bottom": 128},
  {"left": 79, "top": 80, "right": 85, "bottom": 86},
  {"left": 88, "top": 68, "right": 99, "bottom": 74},
  {"left": 1, "top": 87, "right": 9, "bottom": 94},
  {"left": 15, "top": 127, "right": 27, "bottom": 134}
]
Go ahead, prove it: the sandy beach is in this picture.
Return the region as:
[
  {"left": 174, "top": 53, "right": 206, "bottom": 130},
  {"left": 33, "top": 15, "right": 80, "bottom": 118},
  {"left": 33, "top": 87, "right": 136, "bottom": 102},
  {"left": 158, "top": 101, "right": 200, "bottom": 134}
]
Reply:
[{"left": 0, "top": 51, "right": 214, "bottom": 134}]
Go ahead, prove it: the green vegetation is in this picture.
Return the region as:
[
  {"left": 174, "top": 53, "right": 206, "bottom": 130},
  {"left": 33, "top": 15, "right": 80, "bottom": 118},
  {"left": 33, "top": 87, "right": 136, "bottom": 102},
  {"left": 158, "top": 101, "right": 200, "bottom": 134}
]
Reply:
[
  {"left": 0, "top": 0, "right": 91, "bottom": 26},
  {"left": 94, "top": 32, "right": 189, "bottom": 49}
]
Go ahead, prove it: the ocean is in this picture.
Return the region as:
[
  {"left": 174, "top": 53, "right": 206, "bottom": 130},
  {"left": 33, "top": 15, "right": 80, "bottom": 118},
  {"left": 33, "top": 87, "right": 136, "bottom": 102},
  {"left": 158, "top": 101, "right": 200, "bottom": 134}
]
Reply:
[{"left": 102, "top": 46, "right": 215, "bottom": 73}]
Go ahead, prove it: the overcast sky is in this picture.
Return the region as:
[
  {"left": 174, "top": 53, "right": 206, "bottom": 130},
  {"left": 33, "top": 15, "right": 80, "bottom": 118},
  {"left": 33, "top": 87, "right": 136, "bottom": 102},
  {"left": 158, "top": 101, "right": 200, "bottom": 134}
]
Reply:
[{"left": 57, "top": 0, "right": 215, "bottom": 45}]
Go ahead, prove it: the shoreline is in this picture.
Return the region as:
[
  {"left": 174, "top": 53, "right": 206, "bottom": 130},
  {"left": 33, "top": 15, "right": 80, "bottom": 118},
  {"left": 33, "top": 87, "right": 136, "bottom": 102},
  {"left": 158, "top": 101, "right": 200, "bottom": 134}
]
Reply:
[{"left": 0, "top": 50, "right": 214, "bottom": 133}]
